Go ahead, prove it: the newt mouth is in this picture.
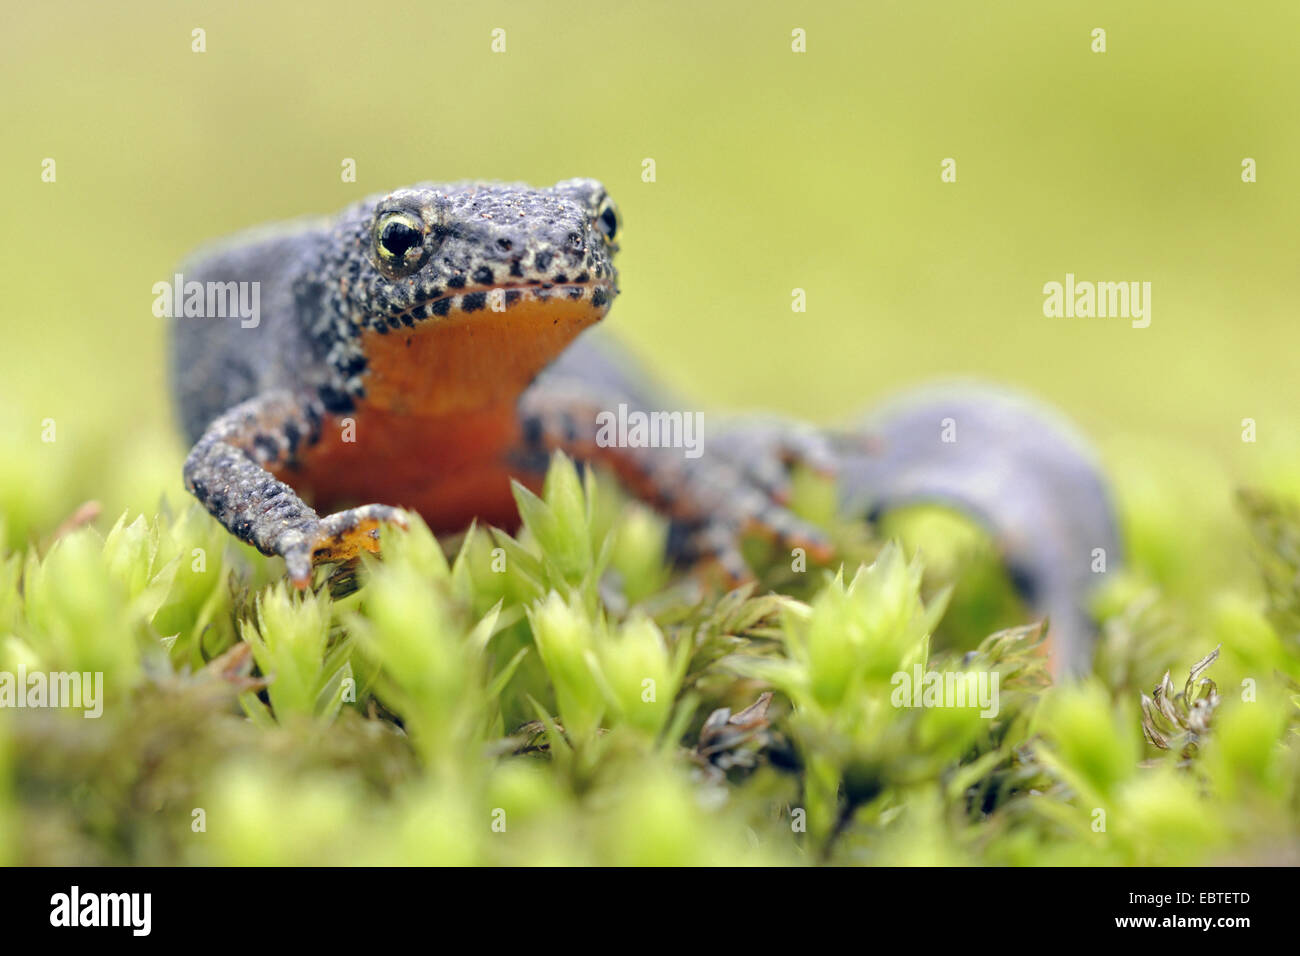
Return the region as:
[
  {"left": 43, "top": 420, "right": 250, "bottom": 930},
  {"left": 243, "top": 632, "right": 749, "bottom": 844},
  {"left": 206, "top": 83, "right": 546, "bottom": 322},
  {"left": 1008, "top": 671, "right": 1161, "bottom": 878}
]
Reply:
[{"left": 373, "top": 280, "right": 619, "bottom": 333}]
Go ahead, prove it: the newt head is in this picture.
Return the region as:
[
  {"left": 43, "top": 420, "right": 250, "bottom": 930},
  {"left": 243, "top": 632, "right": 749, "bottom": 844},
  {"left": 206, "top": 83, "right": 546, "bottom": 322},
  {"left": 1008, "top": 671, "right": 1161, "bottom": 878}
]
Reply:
[{"left": 314, "top": 178, "right": 621, "bottom": 417}]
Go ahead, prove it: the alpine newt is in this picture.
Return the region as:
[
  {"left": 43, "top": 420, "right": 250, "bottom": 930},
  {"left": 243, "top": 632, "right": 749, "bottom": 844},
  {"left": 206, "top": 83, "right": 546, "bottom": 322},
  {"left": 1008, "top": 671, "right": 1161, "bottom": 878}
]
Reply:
[{"left": 170, "top": 179, "right": 1121, "bottom": 675}]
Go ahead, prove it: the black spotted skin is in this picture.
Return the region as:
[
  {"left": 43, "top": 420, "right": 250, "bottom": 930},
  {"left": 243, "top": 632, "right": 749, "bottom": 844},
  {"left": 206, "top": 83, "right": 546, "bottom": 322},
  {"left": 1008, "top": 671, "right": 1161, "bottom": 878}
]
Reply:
[{"left": 173, "top": 179, "right": 620, "bottom": 436}]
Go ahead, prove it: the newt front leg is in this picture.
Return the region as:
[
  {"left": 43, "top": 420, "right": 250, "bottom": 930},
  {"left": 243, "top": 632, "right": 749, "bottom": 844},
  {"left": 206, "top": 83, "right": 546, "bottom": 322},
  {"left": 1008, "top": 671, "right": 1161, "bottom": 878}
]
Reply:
[
  {"left": 516, "top": 382, "right": 835, "bottom": 581},
  {"left": 182, "top": 390, "right": 407, "bottom": 586}
]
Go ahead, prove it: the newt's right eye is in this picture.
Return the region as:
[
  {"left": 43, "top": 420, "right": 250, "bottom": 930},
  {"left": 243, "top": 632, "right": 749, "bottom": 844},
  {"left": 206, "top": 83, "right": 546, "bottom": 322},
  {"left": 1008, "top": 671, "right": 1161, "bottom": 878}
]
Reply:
[{"left": 374, "top": 211, "right": 428, "bottom": 274}]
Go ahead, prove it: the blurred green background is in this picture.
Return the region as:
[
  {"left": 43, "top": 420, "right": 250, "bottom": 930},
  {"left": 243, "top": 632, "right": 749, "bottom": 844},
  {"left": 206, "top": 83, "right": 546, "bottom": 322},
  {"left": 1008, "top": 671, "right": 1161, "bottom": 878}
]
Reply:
[{"left": 4, "top": 0, "right": 1299, "bottom": 603}]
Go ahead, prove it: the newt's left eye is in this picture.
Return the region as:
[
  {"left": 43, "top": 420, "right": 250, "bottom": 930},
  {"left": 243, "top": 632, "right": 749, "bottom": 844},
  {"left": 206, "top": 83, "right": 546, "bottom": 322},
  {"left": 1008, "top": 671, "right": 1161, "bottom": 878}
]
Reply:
[
  {"left": 373, "top": 210, "right": 428, "bottom": 274},
  {"left": 594, "top": 197, "right": 620, "bottom": 244}
]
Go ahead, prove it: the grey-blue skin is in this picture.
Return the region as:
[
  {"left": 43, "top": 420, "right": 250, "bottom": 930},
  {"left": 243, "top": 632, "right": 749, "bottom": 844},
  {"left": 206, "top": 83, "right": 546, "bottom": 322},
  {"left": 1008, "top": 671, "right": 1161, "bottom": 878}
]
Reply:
[
  {"left": 541, "top": 334, "right": 1122, "bottom": 677},
  {"left": 837, "top": 385, "right": 1122, "bottom": 676}
]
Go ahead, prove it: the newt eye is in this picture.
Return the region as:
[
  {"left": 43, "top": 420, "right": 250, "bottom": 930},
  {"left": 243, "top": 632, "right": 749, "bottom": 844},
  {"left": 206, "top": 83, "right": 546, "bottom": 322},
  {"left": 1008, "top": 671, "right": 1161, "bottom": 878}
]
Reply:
[
  {"left": 594, "top": 197, "right": 620, "bottom": 244},
  {"left": 374, "top": 211, "right": 428, "bottom": 273}
]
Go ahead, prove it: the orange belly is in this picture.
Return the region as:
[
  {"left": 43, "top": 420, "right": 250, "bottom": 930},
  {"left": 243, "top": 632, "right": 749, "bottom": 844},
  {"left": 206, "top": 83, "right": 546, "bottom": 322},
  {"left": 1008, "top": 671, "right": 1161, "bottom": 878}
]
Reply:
[
  {"left": 272, "top": 286, "right": 606, "bottom": 532},
  {"left": 272, "top": 401, "right": 541, "bottom": 532}
]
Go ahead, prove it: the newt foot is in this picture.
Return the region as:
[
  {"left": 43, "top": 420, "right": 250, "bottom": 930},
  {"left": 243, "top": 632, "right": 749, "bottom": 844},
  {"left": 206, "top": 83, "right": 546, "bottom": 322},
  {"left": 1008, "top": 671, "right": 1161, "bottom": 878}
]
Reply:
[{"left": 284, "top": 504, "right": 409, "bottom": 588}]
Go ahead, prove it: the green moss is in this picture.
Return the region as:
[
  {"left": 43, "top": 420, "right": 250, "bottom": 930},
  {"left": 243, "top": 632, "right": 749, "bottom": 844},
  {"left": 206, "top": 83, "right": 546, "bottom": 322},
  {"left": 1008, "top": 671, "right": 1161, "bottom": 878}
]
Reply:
[{"left": 0, "top": 454, "right": 1297, "bottom": 865}]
